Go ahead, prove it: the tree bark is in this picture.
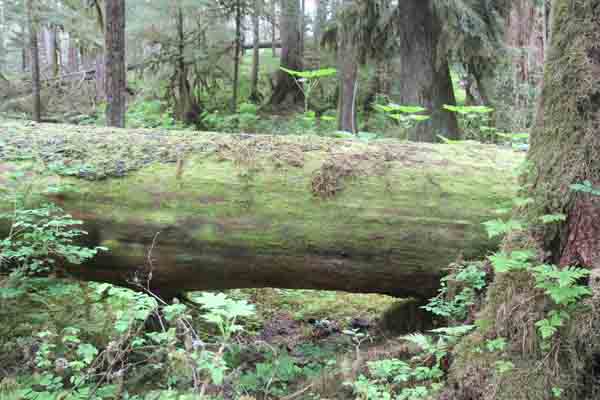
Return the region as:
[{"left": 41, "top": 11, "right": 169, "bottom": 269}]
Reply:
[
  {"left": 231, "top": 0, "right": 242, "bottom": 112},
  {"left": 314, "top": 0, "right": 326, "bottom": 50},
  {"left": 443, "top": 2, "right": 600, "bottom": 398},
  {"left": 271, "top": 0, "right": 277, "bottom": 57},
  {"left": 249, "top": 0, "right": 262, "bottom": 103},
  {"left": 0, "top": 2, "right": 5, "bottom": 74},
  {"left": 26, "top": 0, "right": 41, "bottom": 123},
  {"left": 104, "top": 0, "right": 126, "bottom": 128},
  {"left": 528, "top": 0, "right": 600, "bottom": 269},
  {"left": 395, "top": 0, "right": 459, "bottom": 142},
  {"left": 269, "top": 0, "right": 303, "bottom": 105},
  {"left": 336, "top": 0, "right": 358, "bottom": 133},
  {"left": 299, "top": 0, "right": 305, "bottom": 58},
  {"left": 0, "top": 121, "right": 522, "bottom": 299}
]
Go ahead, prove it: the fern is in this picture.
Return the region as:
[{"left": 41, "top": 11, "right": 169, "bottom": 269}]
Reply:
[{"left": 488, "top": 250, "right": 535, "bottom": 273}]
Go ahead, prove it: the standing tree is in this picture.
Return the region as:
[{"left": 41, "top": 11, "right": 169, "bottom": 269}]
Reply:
[
  {"left": 270, "top": 0, "right": 277, "bottom": 57},
  {"left": 336, "top": 0, "right": 358, "bottom": 133},
  {"left": 269, "top": 0, "right": 302, "bottom": 105},
  {"left": 443, "top": 1, "right": 600, "bottom": 398},
  {"left": 395, "top": 0, "right": 458, "bottom": 142},
  {"left": 0, "top": 0, "right": 6, "bottom": 74},
  {"left": 314, "top": 0, "right": 326, "bottom": 50},
  {"left": 104, "top": 0, "right": 126, "bottom": 127},
  {"left": 231, "top": 0, "right": 242, "bottom": 111},
  {"left": 26, "top": 0, "right": 41, "bottom": 122},
  {"left": 249, "top": 0, "right": 262, "bottom": 102}
]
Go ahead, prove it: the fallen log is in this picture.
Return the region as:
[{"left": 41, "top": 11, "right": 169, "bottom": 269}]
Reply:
[{"left": 0, "top": 120, "right": 522, "bottom": 299}]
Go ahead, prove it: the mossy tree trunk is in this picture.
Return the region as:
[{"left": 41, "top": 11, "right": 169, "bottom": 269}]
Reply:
[
  {"left": 395, "top": 0, "right": 459, "bottom": 143},
  {"left": 270, "top": 0, "right": 303, "bottom": 105},
  {"left": 104, "top": 0, "right": 126, "bottom": 128},
  {"left": 26, "top": 0, "right": 41, "bottom": 123},
  {"left": 0, "top": 121, "right": 522, "bottom": 300},
  {"left": 528, "top": 0, "right": 600, "bottom": 269},
  {"left": 336, "top": 0, "right": 359, "bottom": 134},
  {"left": 443, "top": 1, "right": 600, "bottom": 399}
]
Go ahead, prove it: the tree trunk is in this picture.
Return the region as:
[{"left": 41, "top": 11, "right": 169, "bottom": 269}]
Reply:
[
  {"left": 271, "top": 0, "right": 277, "bottom": 57},
  {"left": 314, "top": 0, "right": 325, "bottom": 50},
  {"left": 249, "top": 0, "right": 262, "bottom": 103},
  {"left": 299, "top": 0, "right": 305, "bottom": 58},
  {"left": 0, "top": 2, "right": 5, "bottom": 74},
  {"left": 528, "top": 0, "right": 600, "bottom": 270},
  {"left": 336, "top": 0, "right": 358, "bottom": 133},
  {"left": 231, "top": 0, "right": 242, "bottom": 112},
  {"left": 0, "top": 121, "right": 522, "bottom": 299},
  {"left": 269, "top": 0, "right": 303, "bottom": 105},
  {"left": 45, "top": 25, "right": 59, "bottom": 77},
  {"left": 67, "top": 34, "right": 79, "bottom": 72},
  {"left": 443, "top": 2, "right": 600, "bottom": 398},
  {"left": 104, "top": 0, "right": 126, "bottom": 128},
  {"left": 395, "top": 0, "right": 459, "bottom": 142},
  {"left": 26, "top": 0, "right": 41, "bottom": 123}
]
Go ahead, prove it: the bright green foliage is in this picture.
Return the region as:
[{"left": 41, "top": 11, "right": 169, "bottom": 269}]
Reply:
[
  {"left": 280, "top": 67, "right": 337, "bottom": 114},
  {"left": 191, "top": 292, "right": 255, "bottom": 342},
  {"left": 494, "top": 360, "right": 515, "bottom": 374},
  {"left": 423, "top": 262, "right": 487, "bottom": 320},
  {"left": 0, "top": 203, "right": 106, "bottom": 276},
  {"left": 126, "top": 100, "right": 182, "bottom": 129},
  {"left": 485, "top": 337, "right": 507, "bottom": 352},
  {"left": 374, "top": 103, "right": 431, "bottom": 133},
  {"left": 570, "top": 180, "right": 600, "bottom": 196},
  {"left": 539, "top": 214, "right": 567, "bottom": 224},
  {"left": 483, "top": 218, "right": 526, "bottom": 239},
  {"left": 531, "top": 265, "right": 590, "bottom": 306},
  {"left": 443, "top": 104, "right": 496, "bottom": 142},
  {"left": 488, "top": 250, "right": 535, "bottom": 273},
  {"left": 535, "top": 310, "right": 569, "bottom": 340}
]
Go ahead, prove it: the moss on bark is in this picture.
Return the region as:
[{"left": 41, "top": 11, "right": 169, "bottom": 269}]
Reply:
[{"left": 0, "top": 119, "right": 522, "bottom": 298}]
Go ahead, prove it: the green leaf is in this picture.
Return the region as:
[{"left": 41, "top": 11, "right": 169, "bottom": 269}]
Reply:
[
  {"left": 488, "top": 250, "right": 535, "bottom": 273},
  {"left": 76, "top": 343, "right": 99, "bottom": 365}
]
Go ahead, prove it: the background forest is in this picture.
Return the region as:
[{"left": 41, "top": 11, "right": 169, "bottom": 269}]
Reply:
[{"left": 4, "top": 1, "right": 600, "bottom": 400}]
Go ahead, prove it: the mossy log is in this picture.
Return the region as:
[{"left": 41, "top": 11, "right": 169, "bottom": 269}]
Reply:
[{"left": 0, "top": 120, "right": 522, "bottom": 298}]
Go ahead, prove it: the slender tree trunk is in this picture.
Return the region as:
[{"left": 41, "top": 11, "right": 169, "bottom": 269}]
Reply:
[
  {"left": 26, "top": 0, "right": 41, "bottom": 122},
  {"left": 231, "top": 0, "right": 242, "bottom": 112},
  {"left": 269, "top": 0, "right": 303, "bottom": 105},
  {"left": 67, "top": 34, "right": 79, "bottom": 72},
  {"left": 271, "top": 0, "right": 277, "bottom": 57},
  {"left": 104, "top": 0, "right": 126, "bottom": 127},
  {"left": 314, "top": 0, "right": 325, "bottom": 50},
  {"left": 336, "top": 0, "right": 358, "bottom": 133},
  {"left": 0, "top": 2, "right": 5, "bottom": 74},
  {"left": 299, "top": 0, "right": 305, "bottom": 58},
  {"left": 395, "top": 0, "right": 459, "bottom": 142},
  {"left": 249, "top": 0, "right": 262, "bottom": 102},
  {"left": 45, "top": 25, "right": 58, "bottom": 77}
]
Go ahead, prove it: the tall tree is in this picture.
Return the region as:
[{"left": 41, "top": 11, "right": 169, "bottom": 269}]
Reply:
[
  {"left": 26, "top": 0, "right": 41, "bottom": 122},
  {"left": 443, "top": 1, "right": 600, "bottom": 398},
  {"left": 270, "top": 0, "right": 277, "bottom": 57},
  {"left": 231, "top": 0, "right": 242, "bottom": 111},
  {"left": 0, "top": 1, "right": 6, "bottom": 74},
  {"left": 314, "top": 0, "right": 326, "bottom": 50},
  {"left": 269, "top": 0, "right": 302, "bottom": 105},
  {"left": 395, "top": 0, "right": 458, "bottom": 142},
  {"left": 249, "top": 0, "right": 262, "bottom": 102},
  {"left": 104, "top": 0, "right": 126, "bottom": 127},
  {"left": 336, "top": 0, "right": 358, "bottom": 133}
]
